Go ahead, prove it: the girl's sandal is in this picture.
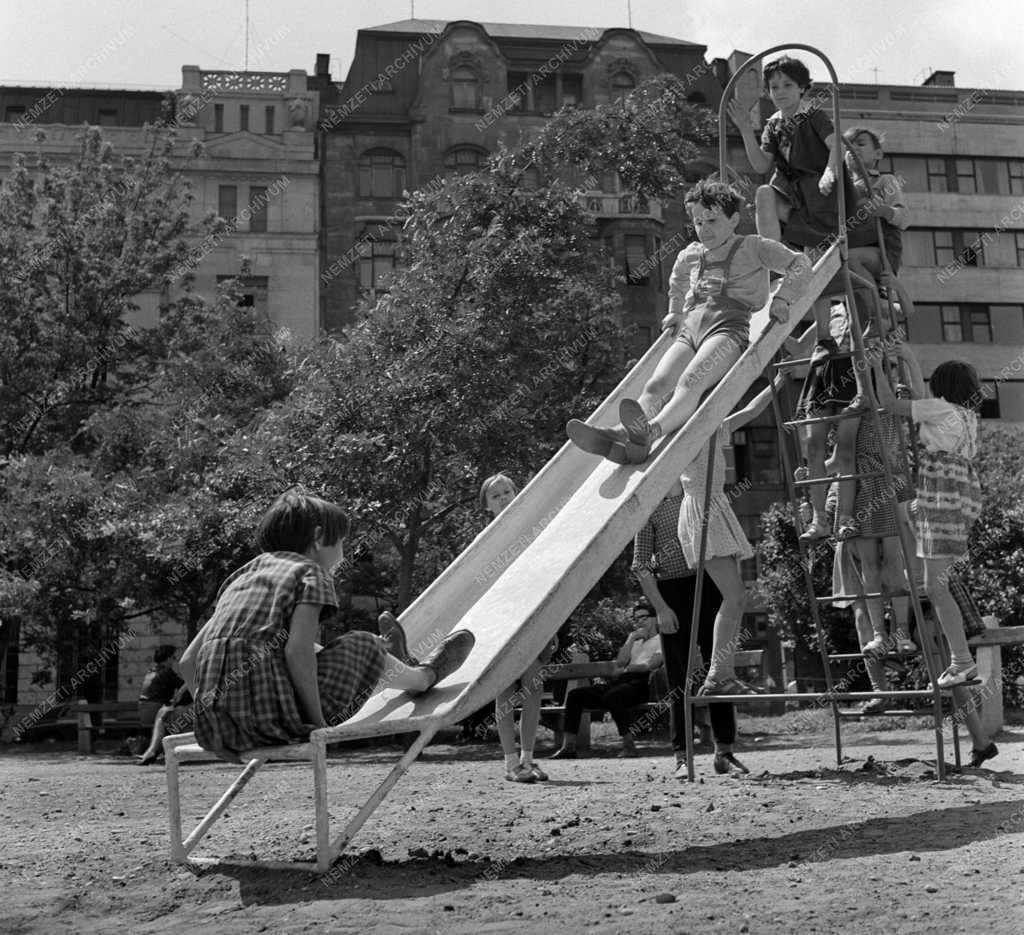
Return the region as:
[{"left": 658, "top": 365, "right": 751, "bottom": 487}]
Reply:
[
  {"left": 835, "top": 516, "right": 860, "bottom": 540},
  {"left": 799, "top": 519, "right": 831, "bottom": 541}
]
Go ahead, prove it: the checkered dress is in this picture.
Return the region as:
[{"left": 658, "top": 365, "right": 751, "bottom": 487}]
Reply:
[
  {"left": 912, "top": 403, "right": 982, "bottom": 560},
  {"left": 193, "top": 552, "right": 385, "bottom": 760}
]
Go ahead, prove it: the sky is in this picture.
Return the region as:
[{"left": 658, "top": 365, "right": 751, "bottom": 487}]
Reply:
[{"left": 2, "top": 0, "right": 1023, "bottom": 91}]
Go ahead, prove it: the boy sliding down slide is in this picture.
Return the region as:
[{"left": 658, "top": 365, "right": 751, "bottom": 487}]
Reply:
[{"left": 567, "top": 180, "right": 811, "bottom": 464}]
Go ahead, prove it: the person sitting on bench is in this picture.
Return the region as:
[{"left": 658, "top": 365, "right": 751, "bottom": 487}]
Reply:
[{"left": 550, "top": 603, "right": 663, "bottom": 759}]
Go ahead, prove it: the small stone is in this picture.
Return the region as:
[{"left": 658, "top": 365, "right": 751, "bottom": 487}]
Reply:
[
  {"left": 443, "top": 905, "right": 454, "bottom": 912},
  {"left": 740, "top": 925, "right": 750, "bottom": 933},
  {"left": 705, "top": 802, "right": 715, "bottom": 812},
  {"left": 654, "top": 893, "right": 676, "bottom": 904},
  {"left": 408, "top": 847, "right": 429, "bottom": 859},
  {"left": 650, "top": 804, "right": 661, "bottom": 812},
  {"left": 549, "top": 827, "right": 561, "bottom": 836},
  {"left": 909, "top": 854, "right": 921, "bottom": 862},
  {"left": 925, "top": 885, "right": 938, "bottom": 893}
]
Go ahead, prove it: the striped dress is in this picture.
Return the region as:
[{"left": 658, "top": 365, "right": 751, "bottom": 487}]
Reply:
[
  {"left": 193, "top": 552, "right": 385, "bottom": 760},
  {"left": 911, "top": 398, "right": 982, "bottom": 560}
]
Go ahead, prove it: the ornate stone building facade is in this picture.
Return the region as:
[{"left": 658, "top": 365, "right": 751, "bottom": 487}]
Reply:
[{"left": 317, "top": 19, "right": 723, "bottom": 335}]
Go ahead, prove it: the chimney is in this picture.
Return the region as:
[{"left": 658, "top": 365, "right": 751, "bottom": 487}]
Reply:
[
  {"left": 922, "top": 70, "right": 955, "bottom": 87},
  {"left": 315, "top": 53, "right": 330, "bottom": 78}
]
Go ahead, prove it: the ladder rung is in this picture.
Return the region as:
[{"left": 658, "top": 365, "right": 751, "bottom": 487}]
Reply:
[
  {"left": 793, "top": 470, "right": 885, "bottom": 488},
  {"left": 774, "top": 350, "right": 857, "bottom": 368},
  {"left": 785, "top": 408, "right": 884, "bottom": 428},
  {"left": 816, "top": 591, "right": 910, "bottom": 602},
  {"left": 836, "top": 707, "right": 938, "bottom": 717},
  {"left": 827, "top": 652, "right": 916, "bottom": 661},
  {"left": 689, "top": 689, "right": 939, "bottom": 704}
]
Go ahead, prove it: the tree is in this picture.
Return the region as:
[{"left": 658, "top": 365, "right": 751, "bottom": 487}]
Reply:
[
  {"left": 242, "top": 159, "right": 629, "bottom": 609},
  {"left": 754, "top": 501, "right": 854, "bottom": 656},
  {"left": 528, "top": 73, "right": 716, "bottom": 199},
  {"left": 0, "top": 124, "right": 224, "bottom": 457}
]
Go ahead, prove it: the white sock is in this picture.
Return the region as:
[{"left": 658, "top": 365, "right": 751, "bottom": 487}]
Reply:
[
  {"left": 504, "top": 753, "right": 519, "bottom": 772},
  {"left": 520, "top": 748, "right": 534, "bottom": 768}
]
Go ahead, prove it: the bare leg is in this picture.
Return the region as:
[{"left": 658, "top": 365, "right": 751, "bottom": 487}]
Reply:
[
  {"left": 635, "top": 341, "right": 694, "bottom": 418},
  {"left": 703, "top": 556, "right": 748, "bottom": 682},
  {"left": 755, "top": 185, "right": 789, "bottom": 242},
  {"left": 517, "top": 659, "right": 545, "bottom": 766},
  {"left": 379, "top": 654, "right": 434, "bottom": 693},
  {"left": 801, "top": 422, "right": 830, "bottom": 525},
  {"left": 494, "top": 684, "right": 519, "bottom": 759},
  {"left": 139, "top": 705, "right": 172, "bottom": 761},
  {"left": 852, "top": 538, "right": 887, "bottom": 645},
  {"left": 922, "top": 557, "right": 975, "bottom": 667},
  {"left": 833, "top": 417, "right": 861, "bottom": 532},
  {"left": 651, "top": 334, "right": 743, "bottom": 438}
]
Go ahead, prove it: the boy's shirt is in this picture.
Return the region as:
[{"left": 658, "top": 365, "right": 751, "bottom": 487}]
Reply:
[{"left": 667, "top": 234, "right": 812, "bottom": 316}]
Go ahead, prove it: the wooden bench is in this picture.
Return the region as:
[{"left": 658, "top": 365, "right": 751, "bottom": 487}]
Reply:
[
  {"left": 968, "top": 619, "right": 1024, "bottom": 736},
  {"left": 74, "top": 701, "right": 144, "bottom": 754},
  {"left": 0, "top": 702, "right": 73, "bottom": 743},
  {"left": 539, "top": 650, "right": 765, "bottom": 748}
]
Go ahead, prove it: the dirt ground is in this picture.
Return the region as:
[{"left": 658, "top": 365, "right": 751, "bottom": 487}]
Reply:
[{"left": 2, "top": 711, "right": 1024, "bottom": 935}]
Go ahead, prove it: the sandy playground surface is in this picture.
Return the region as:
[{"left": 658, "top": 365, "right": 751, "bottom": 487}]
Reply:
[{"left": 2, "top": 711, "right": 1024, "bottom": 935}]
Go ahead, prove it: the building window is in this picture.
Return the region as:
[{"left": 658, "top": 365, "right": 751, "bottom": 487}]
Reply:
[
  {"left": 936, "top": 304, "right": 992, "bottom": 343},
  {"left": 97, "top": 108, "right": 118, "bottom": 126},
  {"left": 562, "top": 74, "right": 583, "bottom": 107},
  {"left": 929, "top": 229, "right": 987, "bottom": 267},
  {"left": 625, "top": 235, "right": 649, "bottom": 285},
  {"left": 450, "top": 66, "right": 480, "bottom": 111},
  {"left": 611, "top": 70, "right": 636, "bottom": 101},
  {"left": 357, "top": 237, "right": 397, "bottom": 292},
  {"left": 217, "top": 274, "right": 269, "bottom": 313},
  {"left": 1015, "top": 233, "right": 1024, "bottom": 267},
  {"left": 444, "top": 145, "right": 487, "bottom": 176},
  {"left": 932, "top": 230, "right": 954, "bottom": 266},
  {"left": 239, "top": 104, "right": 250, "bottom": 132},
  {"left": 4, "top": 105, "right": 27, "bottom": 122},
  {"left": 248, "top": 185, "right": 268, "bottom": 233},
  {"left": 214, "top": 104, "right": 224, "bottom": 133},
  {"left": 1009, "top": 160, "right": 1024, "bottom": 195},
  {"left": 534, "top": 75, "right": 557, "bottom": 114},
  {"left": 218, "top": 185, "right": 238, "bottom": 223},
  {"left": 954, "top": 158, "right": 977, "bottom": 194},
  {"left": 980, "top": 381, "right": 1000, "bottom": 419},
  {"left": 967, "top": 305, "right": 993, "bottom": 342},
  {"left": 506, "top": 71, "right": 529, "bottom": 113},
  {"left": 265, "top": 105, "right": 275, "bottom": 134},
  {"left": 926, "top": 158, "right": 948, "bottom": 193},
  {"left": 358, "top": 148, "right": 407, "bottom": 199}
]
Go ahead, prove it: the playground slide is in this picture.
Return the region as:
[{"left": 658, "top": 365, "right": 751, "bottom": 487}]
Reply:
[{"left": 320, "top": 245, "right": 840, "bottom": 743}]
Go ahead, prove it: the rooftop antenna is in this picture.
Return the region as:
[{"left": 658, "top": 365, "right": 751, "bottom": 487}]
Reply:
[
  {"left": 411, "top": 1, "right": 415, "bottom": 16},
  {"left": 244, "top": 0, "right": 250, "bottom": 71},
  {"left": 871, "top": 66, "right": 880, "bottom": 84},
  {"left": 627, "top": 0, "right": 633, "bottom": 28}
]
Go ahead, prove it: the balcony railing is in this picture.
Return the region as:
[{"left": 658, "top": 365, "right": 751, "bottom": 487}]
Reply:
[{"left": 579, "top": 192, "right": 663, "bottom": 221}]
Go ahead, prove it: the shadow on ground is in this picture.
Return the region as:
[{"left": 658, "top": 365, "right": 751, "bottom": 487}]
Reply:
[{"left": 204, "top": 796, "right": 1024, "bottom": 907}]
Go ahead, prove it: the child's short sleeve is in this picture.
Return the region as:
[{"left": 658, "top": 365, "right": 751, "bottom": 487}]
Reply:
[
  {"left": 296, "top": 565, "right": 339, "bottom": 610},
  {"left": 911, "top": 397, "right": 955, "bottom": 424},
  {"left": 808, "top": 108, "right": 834, "bottom": 143}
]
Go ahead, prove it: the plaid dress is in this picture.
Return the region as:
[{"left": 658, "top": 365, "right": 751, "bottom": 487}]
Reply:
[
  {"left": 193, "top": 552, "right": 386, "bottom": 760},
  {"left": 848, "top": 411, "right": 913, "bottom": 539},
  {"left": 911, "top": 399, "right": 982, "bottom": 560}
]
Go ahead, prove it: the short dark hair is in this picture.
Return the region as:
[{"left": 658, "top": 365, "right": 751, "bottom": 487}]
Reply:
[
  {"left": 843, "top": 125, "right": 883, "bottom": 149},
  {"left": 153, "top": 644, "right": 177, "bottom": 664},
  {"left": 929, "top": 360, "right": 983, "bottom": 410},
  {"left": 684, "top": 179, "right": 743, "bottom": 218},
  {"left": 763, "top": 55, "right": 812, "bottom": 93},
  {"left": 256, "top": 490, "right": 350, "bottom": 553}
]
